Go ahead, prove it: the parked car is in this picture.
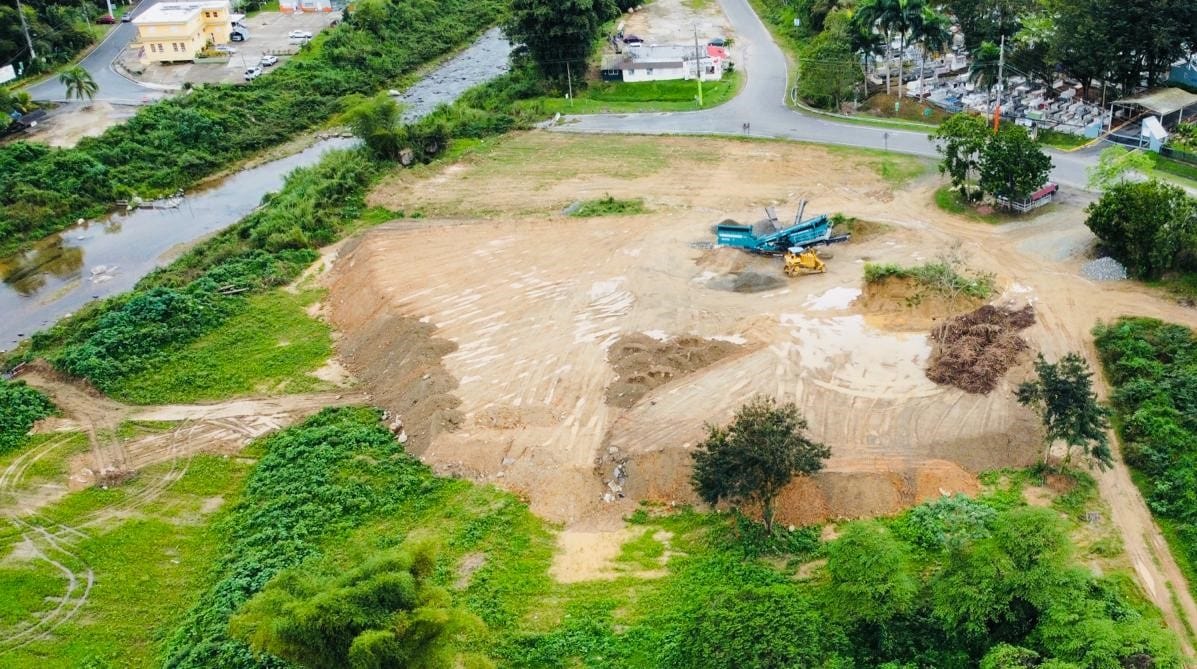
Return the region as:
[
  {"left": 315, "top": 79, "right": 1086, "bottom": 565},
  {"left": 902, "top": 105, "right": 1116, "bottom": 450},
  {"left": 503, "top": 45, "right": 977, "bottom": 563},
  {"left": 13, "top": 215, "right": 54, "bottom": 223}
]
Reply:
[
  {"left": 623, "top": 34, "right": 643, "bottom": 44},
  {"left": 96, "top": 14, "right": 116, "bottom": 24},
  {"left": 288, "top": 30, "right": 313, "bottom": 39},
  {"left": 244, "top": 66, "right": 262, "bottom": 81},
  {"left": 260, "top": 54, "right": 278, "bottom": 66},
  {"left": 230, "top": 30, "right": 246, "bottom": 42},
  {"left": 121, "top": 13, "right": 133, "bottom": 22},
  {"left": 708, "top": 37, "right": 726, "bottom": 47}
]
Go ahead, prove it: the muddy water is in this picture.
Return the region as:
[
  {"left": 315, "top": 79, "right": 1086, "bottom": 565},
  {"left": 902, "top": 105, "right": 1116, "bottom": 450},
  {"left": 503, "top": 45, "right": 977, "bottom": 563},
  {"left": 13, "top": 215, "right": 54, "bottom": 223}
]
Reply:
[{"left": 0, "top": 29, "right": 512, "bottom": 351}]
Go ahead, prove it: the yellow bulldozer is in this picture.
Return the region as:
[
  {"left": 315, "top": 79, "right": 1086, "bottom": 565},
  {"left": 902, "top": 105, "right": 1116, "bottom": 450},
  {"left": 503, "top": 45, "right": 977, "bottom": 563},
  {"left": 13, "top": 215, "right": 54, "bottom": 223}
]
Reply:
[{"left": 783, "top": 247, "right": 826, "bottom": 277}]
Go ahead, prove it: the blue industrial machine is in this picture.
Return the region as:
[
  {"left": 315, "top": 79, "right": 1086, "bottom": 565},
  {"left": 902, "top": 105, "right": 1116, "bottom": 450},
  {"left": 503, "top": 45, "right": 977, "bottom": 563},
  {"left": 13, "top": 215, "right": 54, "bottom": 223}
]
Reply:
[{"left": 714, "top": 201, "right": 848, "bottom": 255}]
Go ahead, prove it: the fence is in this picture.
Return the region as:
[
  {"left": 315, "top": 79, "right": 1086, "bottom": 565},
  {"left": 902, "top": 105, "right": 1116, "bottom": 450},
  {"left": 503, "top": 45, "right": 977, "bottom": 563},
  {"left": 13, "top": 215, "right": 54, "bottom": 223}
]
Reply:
[{"left": 1161, "top": 145, "right": 1197, "bottom": 166}]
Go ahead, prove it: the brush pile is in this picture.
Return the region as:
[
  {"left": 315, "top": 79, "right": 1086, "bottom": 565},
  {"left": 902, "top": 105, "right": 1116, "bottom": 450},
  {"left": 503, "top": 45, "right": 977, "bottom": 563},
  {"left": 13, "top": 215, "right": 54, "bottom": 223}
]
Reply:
[{"left": 926, "top": 304, "right": 1036, "bottom": 393}]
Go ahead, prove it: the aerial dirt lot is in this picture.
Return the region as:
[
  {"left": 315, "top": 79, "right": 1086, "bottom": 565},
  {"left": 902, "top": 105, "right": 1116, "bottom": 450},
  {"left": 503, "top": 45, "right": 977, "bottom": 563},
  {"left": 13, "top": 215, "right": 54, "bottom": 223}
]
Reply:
[
  {"left": 621, "top": 0, "right": 734, "bottom": 44},
  {"left": 324, "top": 131, "right": 1146, "bottom": 529}
]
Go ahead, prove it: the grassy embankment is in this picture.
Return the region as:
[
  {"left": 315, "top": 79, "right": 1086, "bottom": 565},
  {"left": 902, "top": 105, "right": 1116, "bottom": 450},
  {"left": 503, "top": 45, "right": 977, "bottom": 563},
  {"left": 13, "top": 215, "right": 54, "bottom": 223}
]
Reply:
[
  {"left": 530, "top": 71, "right": 742, "bottom": 114},
  {"left": 1095, "top": 318, "right": 1197, "bottom": 607}
]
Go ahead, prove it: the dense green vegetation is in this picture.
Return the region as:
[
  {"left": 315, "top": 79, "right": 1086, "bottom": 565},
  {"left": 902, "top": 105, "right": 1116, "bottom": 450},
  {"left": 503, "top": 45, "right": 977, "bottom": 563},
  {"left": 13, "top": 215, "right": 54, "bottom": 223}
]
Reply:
[
  {"left": 1, "top": 0, "right": 109, "bottom": 77},
  {"left": 0, "top": 377, "right": 55, "bottom": 454},
  {"left": 107, "top": 289, "right": 334, "bottom": 404},
  {"left": 160, "top": 407, "right": 497, "bottom": 668},
  {"left": 1094, "top": 317, "right": 1197, "bottom": 597},
  {"left": 1084, "top": 180, "right": 1197, "bottom": 280},
  {"left": 0, "top": 0, "right": 505, "bottom": 256},
  {"left": 864, "top": 259, "right": 996, "bottom": 299},
  {"left": 150, "top": 407, "right": 1180, "bottom": 668}
]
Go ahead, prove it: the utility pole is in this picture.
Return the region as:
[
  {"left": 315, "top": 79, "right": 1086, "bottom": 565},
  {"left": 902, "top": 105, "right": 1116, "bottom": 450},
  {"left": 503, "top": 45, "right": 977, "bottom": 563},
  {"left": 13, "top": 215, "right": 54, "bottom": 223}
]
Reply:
[
  {"left": 566, "top": 62, "right": 573, "bottom": 108},
  {"left": 16, "top": 0, "right": 36, "bottom": 61},
  {"left": 693, "top": 24, "right": 704, "bottom": 107},
  {"left": 993, "top": 34, "right": 1005, "bottom": 133}
]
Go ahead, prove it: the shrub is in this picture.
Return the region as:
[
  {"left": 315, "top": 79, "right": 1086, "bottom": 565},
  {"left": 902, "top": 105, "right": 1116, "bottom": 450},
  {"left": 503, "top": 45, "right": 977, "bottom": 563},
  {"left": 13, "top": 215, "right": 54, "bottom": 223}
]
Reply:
[{"left": 0, "top": 378, "right": 55, "bottom": 454}]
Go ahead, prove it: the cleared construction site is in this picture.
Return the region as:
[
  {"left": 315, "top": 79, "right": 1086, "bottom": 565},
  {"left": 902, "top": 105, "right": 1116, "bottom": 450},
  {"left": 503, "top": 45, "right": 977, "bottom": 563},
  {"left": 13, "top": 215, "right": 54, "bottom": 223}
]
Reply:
[{"left": 319, "top": 132, "right": 1082, "bottom": 527}]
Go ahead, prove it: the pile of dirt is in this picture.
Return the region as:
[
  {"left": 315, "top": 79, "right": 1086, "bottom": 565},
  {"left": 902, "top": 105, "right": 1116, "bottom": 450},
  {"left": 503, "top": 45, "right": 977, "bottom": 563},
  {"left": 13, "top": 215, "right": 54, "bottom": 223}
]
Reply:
[
  {"left": 926, "top": 304, "right": 1036, "bottom": 394},
  {"left": 856, "top": 276, "right": 984, "bottom": 331},
  {"left": 605, "top": 333, "right": 741, "bottom": 408},
  {"left": 695, "top": 246, "right": 751, "bottom": 274},
  {"left": 332, "top": 312, "right": 464, "bottom": 454}
]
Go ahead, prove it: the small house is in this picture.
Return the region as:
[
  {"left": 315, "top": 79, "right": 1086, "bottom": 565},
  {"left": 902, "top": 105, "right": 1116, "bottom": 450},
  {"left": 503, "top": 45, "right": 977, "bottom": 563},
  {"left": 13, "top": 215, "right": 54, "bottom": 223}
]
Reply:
[
  {"left": 603, "top": 43, "right": 726, "bottom": 83},
  {"left": 279, "top": 0, "right": 333, "bottom": 12}
]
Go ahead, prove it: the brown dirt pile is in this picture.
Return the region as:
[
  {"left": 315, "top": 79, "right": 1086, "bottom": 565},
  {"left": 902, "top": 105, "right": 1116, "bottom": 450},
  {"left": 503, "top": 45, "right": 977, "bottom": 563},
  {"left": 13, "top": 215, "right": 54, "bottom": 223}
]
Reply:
[
  {"left": 605, "top": 333, "right": 740, "bottom": 408},
  {"left": 856, "top": 276, "right": 985, "bottom": 331},
  {"left": 926, "top": 304, "right": 1036, "bottom": 394}
]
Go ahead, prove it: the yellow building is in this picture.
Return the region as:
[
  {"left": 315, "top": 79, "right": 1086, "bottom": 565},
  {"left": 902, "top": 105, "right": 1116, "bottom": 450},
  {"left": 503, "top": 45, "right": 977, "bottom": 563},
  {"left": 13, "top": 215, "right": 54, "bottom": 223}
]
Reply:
[{"left": 133, "top": 0, "right": 233, "bottom": 64}]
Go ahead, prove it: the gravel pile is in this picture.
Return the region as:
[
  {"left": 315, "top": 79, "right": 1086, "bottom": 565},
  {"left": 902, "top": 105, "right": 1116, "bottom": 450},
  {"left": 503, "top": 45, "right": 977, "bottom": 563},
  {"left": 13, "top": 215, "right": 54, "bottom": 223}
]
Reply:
[{"left": 1081, "top": 257, "right": 1128, "bottom": 281}]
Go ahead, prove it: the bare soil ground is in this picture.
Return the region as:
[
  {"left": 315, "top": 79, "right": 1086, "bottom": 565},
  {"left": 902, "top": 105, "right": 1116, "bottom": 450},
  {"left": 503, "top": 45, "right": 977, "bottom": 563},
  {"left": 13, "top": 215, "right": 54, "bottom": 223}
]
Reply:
[
  {"left": 622, "top": 0, "right": 734, "bottom": 44},
  {"left": 16, "top": 102, "right": 137, "bottom": 148},
  {"left": 338, "top": 131, "right": 1197, "bottom": 647},
  {"left": 331, "top": 133, "right": 1043, "bottom": 528}
]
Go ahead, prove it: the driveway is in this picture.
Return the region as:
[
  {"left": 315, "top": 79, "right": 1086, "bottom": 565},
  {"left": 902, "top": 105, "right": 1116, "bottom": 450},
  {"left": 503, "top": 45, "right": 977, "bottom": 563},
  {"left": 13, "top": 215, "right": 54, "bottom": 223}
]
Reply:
[
  {"left": 554, "top": 0, "right": 1098, "bottom": 189},
  {"left": 24, "top": 0, "right": 169, "bottom": 105}
]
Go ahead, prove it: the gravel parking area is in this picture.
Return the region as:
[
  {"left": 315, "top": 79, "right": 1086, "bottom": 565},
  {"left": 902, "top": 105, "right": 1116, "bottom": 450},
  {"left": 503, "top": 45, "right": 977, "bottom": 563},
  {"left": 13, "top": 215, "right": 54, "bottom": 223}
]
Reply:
[{"left": 120, "top": 11, "right": 339, "bottom": 87}]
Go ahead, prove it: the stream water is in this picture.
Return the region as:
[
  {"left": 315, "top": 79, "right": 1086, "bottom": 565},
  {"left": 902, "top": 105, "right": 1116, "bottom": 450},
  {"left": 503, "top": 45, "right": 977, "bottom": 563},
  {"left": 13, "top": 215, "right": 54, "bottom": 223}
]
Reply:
[{"left": 0, "top": 28, "right": 511, "bottom": 351}]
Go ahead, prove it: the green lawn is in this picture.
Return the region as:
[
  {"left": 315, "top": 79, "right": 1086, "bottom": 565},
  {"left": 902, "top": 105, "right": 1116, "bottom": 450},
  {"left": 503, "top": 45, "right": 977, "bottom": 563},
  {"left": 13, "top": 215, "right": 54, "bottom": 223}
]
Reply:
[
  {"left": 531, "top": 71, "right": 742, "bottom": 114},
  {"left": 1146, "top": 153, "right": 1197, "bottom": 188},
  {"left": 107, "top": 289, "right": 335, "bottom": 405},
  {"left": 1037, "top": 128, "right": 1092, "bottom": 150},
  {"left": 0, "top": 453, "right": 251, "bottom": 669},
  {"left": 824, "top": 144, "right": 930, "bottom": 186}
]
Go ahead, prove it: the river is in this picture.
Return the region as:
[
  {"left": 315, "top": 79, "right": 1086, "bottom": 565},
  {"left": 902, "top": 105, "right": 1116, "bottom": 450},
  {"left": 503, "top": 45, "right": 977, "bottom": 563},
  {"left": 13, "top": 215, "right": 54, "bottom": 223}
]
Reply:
[{"left": 0, "top": 28, "right": 511, "bottom": 351}]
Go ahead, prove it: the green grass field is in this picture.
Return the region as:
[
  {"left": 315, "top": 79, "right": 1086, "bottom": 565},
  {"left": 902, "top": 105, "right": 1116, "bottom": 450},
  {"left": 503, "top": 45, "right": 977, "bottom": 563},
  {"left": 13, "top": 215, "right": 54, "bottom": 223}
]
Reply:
[
  {"left": 532, "top": 72, "right": 742, "bottom": 114},
  {"left": 0, "top": 452, "right": 251, "bottom": 669},
  {"left": 107, "top": 289, "right": 335, "bottom": 405}
]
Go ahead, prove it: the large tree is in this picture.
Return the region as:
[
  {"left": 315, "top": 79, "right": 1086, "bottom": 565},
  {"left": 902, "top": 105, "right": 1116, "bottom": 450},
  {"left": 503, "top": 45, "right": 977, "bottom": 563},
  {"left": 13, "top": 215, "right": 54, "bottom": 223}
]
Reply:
[
  {"left": 799, "top": 12, "right": 863, "bottom": 110},
  {"left": 231, "top": 542, "right": 480, "bottom": 669},
  {"left": 1086, "top": 146, "right": 1154, "bottom": 191},
  {"left": 1084, "top": 180, "right": 1197, "bottom": 279},
  {"left": 691, "top": 395, "right": 830, "bottom": 533},
  {"left": 931, "top": 112, "right": 991, "bottom": 198},
  {"left": 978, "top": 123, "right": 1052, "bottom": 202},
  {"left": 505, "top": 0, "right": 617, "bottom": 81},
  {"left": 1016, "top": 353, "right": 1112, "bottom": 468}
]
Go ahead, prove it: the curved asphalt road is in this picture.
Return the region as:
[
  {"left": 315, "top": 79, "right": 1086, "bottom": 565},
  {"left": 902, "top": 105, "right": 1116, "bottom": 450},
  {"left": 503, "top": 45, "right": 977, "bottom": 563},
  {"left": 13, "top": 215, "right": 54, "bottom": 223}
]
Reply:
[
  {"left": 553, "top": 0, "right": 1099, "bottom": 189},
  {"left": 25, "top": 1, "right": 167, "bottom": 105}
]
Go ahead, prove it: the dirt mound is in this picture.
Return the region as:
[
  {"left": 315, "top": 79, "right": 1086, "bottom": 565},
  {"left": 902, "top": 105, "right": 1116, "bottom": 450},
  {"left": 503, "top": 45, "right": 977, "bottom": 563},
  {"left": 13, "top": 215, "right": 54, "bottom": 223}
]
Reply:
[
  {"left": 605, "top": 333, "right": 741, "bottom": 408},
  {"left": 706, "top": 271, "right": 787, "bottom": 293},
  {"left": 926, "top": 304, "right": 1035, "bottom": 394},
  {"left": 695, "top": 246, "right": 751, "bottom": 274},
  {"left": 856, "top": 276, "right": 984, "bottom": 331}
]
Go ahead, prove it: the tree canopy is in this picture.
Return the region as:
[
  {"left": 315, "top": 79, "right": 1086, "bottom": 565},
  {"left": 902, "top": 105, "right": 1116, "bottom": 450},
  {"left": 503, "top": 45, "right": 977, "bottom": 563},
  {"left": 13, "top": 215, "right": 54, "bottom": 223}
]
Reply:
[
  {"left": 1016, "top": 353, "right": 1112, "bottom": 468},
  {"left": 978, "top": 123, "right": 1053, "bottom": 202},
  {"left": 1084, "top": 180, "right": 1197, "bottom": 279},
  {"left": 932, "top": 113, "right": 991, "bottom": 197},
  {"left": 505, "top": 0, "right": 617, "bottom": 81},
  {"left": 691, "top": 395, "right": 830, "bottom": 532},
  {"left": 232, "top": 542, "right": 481, "bottom": 669}
]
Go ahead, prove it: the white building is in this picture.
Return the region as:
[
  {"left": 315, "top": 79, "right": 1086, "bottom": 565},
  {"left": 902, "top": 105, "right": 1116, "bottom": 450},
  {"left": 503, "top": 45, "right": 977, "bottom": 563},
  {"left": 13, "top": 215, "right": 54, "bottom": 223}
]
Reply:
[
  {"left": 602, "top": 44, "right": 727, "bottom": 83},
  {"left": 279, "top": 0, "right": 332, "bottom": 13}
]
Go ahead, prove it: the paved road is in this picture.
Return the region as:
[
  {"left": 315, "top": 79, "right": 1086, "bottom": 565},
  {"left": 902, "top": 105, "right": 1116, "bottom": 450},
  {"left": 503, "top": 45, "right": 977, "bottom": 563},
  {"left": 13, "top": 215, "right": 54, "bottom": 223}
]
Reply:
[
  {"left": 554, "top": 0, "right": 1099, "bottom": 189},
  {"left": 25, "top": 1, "right": 167, "bottom": 105}
]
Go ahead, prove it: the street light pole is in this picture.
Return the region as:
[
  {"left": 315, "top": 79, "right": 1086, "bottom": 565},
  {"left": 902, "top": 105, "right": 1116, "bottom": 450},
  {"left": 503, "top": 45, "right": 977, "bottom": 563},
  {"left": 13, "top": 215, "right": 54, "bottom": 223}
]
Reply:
[{"left": 16, "top": 0, "right": 37, "bottom": 61}]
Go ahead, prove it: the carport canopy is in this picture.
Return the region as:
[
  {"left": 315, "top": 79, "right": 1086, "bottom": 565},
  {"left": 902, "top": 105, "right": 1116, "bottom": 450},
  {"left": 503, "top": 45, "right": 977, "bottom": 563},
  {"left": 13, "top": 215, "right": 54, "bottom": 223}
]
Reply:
[{"left": 1114, "top": 87, "right": 1197, "bottom": 116}]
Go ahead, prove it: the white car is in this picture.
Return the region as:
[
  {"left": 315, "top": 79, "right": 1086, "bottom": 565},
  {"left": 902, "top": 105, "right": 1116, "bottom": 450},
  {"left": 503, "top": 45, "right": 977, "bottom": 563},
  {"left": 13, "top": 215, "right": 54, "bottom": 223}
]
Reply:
[
  {"left": 260, "top": 54, "right": 278, "bottom": 66},
  {"left": 244, "top": 66, "right": 262, "bottom": 81},
  {"left": 288, "top": 30, "right": 313, "bottom": 39}
]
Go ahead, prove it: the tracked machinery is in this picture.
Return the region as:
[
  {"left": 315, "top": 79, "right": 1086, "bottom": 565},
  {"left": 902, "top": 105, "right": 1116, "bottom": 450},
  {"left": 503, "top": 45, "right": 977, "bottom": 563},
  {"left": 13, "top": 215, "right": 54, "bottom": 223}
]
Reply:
[{"left": 713, "top": 200, "right": 848, "bottom": 277}]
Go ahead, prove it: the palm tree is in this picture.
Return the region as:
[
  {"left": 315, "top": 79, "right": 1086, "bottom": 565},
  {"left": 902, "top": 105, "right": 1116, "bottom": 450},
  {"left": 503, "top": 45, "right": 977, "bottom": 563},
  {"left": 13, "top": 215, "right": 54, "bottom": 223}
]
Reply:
[
  {"left": 969, "top": 41, "right": 1001, "bottom": 108},
  {"left": 852, "top": 0, "right": 925, "bottom": 97},
  {"left": 912, "top": 8, "right": 950, "bottom": 98},
  {"left": 59, "top": 66, "right": 98, "bottom": 103},
  {"left": 11, "top": 91, "right": 37, "bottom": 114}
]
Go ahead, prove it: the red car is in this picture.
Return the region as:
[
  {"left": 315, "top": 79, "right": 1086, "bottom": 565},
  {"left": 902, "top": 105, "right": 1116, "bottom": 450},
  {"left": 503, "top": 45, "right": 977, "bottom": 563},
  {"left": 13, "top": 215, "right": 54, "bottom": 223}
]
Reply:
[{"left": 96, "top": 14, "right": 116, "bottom": 24}]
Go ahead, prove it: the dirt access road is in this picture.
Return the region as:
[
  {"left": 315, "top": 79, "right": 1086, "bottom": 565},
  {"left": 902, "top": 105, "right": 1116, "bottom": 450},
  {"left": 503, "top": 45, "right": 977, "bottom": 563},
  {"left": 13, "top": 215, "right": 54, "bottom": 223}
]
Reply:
[{"left": 326, "top": 131, "right": 1197, "bottom": 650}]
